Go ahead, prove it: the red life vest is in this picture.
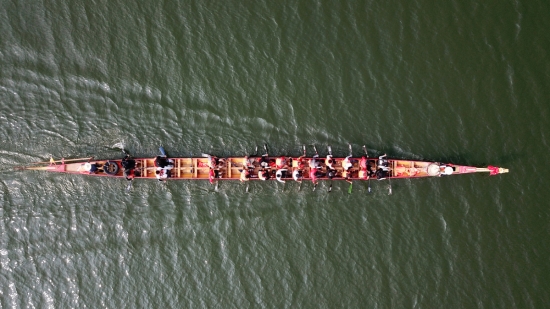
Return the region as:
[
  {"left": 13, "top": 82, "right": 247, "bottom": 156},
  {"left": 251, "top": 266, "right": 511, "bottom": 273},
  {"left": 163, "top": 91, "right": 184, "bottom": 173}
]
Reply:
[
  {"left": 309, "top": 168, "right": 317, "bottom": 182},
  {"left": 360, "top": 157, "right": 367, "bottom": 169}
]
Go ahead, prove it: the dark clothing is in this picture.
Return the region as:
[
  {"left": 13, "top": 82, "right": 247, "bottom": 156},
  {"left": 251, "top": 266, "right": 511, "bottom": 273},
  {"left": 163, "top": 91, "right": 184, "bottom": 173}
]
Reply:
[
  {"left": 123, "top": 168, "right": 134, "bottom": 180},
  {"left": 376, "top": 169, "right": 388, "bottom": 180},
  {"left": 122, "top": 157, "right": 136, "bottom": 180},
  {"left": 259, "top": 156, "right": 269, "bottom": 168},
  {"left": 122, "top": 157, "right": 136, "bottom": 170},
  {"left": 89, "top": 164, "right": 98, "bottom": 174},
  {"left": 155, "top": 156, "right": 168, "bottom": 168}
]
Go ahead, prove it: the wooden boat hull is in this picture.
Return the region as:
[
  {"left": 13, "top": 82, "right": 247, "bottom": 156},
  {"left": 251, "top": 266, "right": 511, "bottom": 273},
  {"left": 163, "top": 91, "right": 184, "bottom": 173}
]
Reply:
[{"left": 24, "top": 156, "right": 509, "bottom": 181}]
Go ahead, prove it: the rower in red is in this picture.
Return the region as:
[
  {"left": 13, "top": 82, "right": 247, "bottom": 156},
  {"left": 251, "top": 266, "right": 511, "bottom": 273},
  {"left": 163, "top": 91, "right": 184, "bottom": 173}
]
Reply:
[
  {"left": 275, "top": 156, "right": 288, "bottom": 169},
  {"left": 309, "top": 154, "right": 321, "bottom": 185},
  {"left": 359, "top": 156, "right": 369, "bottom": 180}
]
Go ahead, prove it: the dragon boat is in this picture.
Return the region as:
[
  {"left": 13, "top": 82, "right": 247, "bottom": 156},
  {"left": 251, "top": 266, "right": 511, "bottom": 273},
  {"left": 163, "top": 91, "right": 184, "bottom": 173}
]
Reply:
[{"left": 23, "top": 145, "right": 509, "bottom": 184}]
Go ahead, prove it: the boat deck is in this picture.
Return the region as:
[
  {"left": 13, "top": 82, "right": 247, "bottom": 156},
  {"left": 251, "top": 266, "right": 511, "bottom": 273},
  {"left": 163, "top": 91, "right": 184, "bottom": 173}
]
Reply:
[{"left": 28, "top": 156, "right": 495, "bottom": 181}]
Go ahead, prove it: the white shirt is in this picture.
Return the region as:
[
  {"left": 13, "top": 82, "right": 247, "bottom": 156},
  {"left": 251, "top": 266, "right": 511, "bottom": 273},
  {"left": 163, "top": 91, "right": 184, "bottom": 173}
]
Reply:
[
  {"left": 156, "top": 168, "right": 168, "bottom": 180},
  {"left": 293, "top": 169, "right": 302, "bottom": 181},
  {"left": 276, "top": 169, "right": 287, "bottom": 183},
  {"left": 258, "top": 170, "right": 267, "bottom": 180},
  {"left": 343, "top": 155, "right": 353, "bottom": 170}
]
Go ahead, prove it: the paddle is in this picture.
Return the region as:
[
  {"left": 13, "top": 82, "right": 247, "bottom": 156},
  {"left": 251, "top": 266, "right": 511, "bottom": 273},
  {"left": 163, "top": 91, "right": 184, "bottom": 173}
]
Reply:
[
  {"left": 327, "top": 145, "right": 333, "bottom": 193},
  {"left": 123, "top": 145, "right": 134, "bottom": 192},
  {"left": 298, "top": 145, "right": 306, "bottom": 191},
  {"left": 363, "top": 145, "right": 372, "bottom": 193},
  {"left": 30, "top": 157, "right": 93, "bottom": 165},
  {"left": 346, "top": 143, "right": 353, "bottom": 194},
  {"left": 312, "top": 145, "right": 320, "bottom": 192},
  {"left": 159, "top": 146, "right": 167, "bottom": 157},
  {"left": 388, "top": 174, "right": 393, "bottom": 195}
]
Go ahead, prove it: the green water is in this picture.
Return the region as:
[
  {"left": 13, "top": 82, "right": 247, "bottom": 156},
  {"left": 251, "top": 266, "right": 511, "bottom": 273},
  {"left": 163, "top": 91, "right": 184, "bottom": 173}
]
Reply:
[{"left": 1, "top": 0, "right": 549, "bottom": 308}]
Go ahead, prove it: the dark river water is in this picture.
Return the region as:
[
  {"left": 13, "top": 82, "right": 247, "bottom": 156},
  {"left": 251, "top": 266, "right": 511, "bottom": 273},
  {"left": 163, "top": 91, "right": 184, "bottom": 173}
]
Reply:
[{"left": 1, "top": 0, "right": 549, "bottom": 308}]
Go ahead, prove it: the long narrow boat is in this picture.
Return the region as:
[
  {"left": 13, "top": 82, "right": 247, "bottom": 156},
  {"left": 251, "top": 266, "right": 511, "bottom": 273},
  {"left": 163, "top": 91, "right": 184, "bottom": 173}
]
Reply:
[{"left": 23, "top": 150, "right": 509, "bottom": 182}]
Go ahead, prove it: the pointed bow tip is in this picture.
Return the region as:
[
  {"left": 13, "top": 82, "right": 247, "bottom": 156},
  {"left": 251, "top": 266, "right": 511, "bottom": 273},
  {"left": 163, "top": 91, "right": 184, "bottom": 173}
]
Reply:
[{"left": 486, "top": 165, "right": 509, "bottom": 175}]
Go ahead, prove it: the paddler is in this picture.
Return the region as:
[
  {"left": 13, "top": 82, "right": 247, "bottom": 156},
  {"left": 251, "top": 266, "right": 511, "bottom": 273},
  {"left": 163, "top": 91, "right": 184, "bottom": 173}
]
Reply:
[
  {"left": 84, "top": 162, "right": 99, "bottom": 174},
  {"left": 327, "top": 167, "right": 337, "bottom": 179},
  {"left": 275, "top": 168, "right": 287, "bottom": 183},
  {"left": 155, "top": 169, "right": 168, "bottom": 181},
  {"left": 202, "top": 153, "right": 217, "bottom": 169},
  {"left": 309, "top": 167, "right": 318, "bottom": 185},
  {"left": 121, "top": 154, "right": 136, "bottom": 181},
  {"left": 292, "top": 168, "right": 303, "bottom": 182},
  {"left": 243, "top": 156, "right": 252, "bottom": 169},
  {"left": 294, "top": 155, "right": 306, "bottom": 170},
  {"left": 342, "top": 169, "right": 353, "bottom": 184},
  {"left": 209, "top": 168, "right": 215, "bottom": 184},
  {"left": 309, "top": 154, "right": 320, "bottom": 169},
  {"left": 342, "top": 155, "right": 353, "bottom": 171},
  {"left": 359, "top": 156, "right": 369, "bottom": 180},
  {"left": 376, "top": 168, "right": 388, "bottom": 180},
  {"left": 259, "top": 154, "right": 270, "bottom": 168},
  {"left": 358, "top": 169, "right": 369, "bottom": 180},
  {"left": 325, "top": 154, "right": 334, "bottom": 169},
  {"left": 360, "top": 156, "right": 367, "bottom": 170},
  {"left": 275, "top": 156, "right": 287, "bottom": 169},
  {"left": 378, "top": 154, "right": 389, "bottom": 169},
  {"left": 155, "top": 156, "right": 168, "bottom": 168},
  {"left": 258, "top": 169, "right": 269, "bottom": 181},
  {"left": 240, "top": 169, "right": 250, "bottom": 182}
]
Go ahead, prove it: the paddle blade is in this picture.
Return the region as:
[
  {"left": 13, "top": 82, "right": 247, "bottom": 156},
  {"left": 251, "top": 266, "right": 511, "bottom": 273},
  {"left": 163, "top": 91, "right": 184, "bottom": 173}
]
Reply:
[
  {"left": 112, "top": 142, "right": 125, "bottom": 150},
  {"left": 348, "top": 182, "right": 353, "bottom": 194},
  {"left": 159, "top": 147, "right": 167, "bottom": 156}
]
